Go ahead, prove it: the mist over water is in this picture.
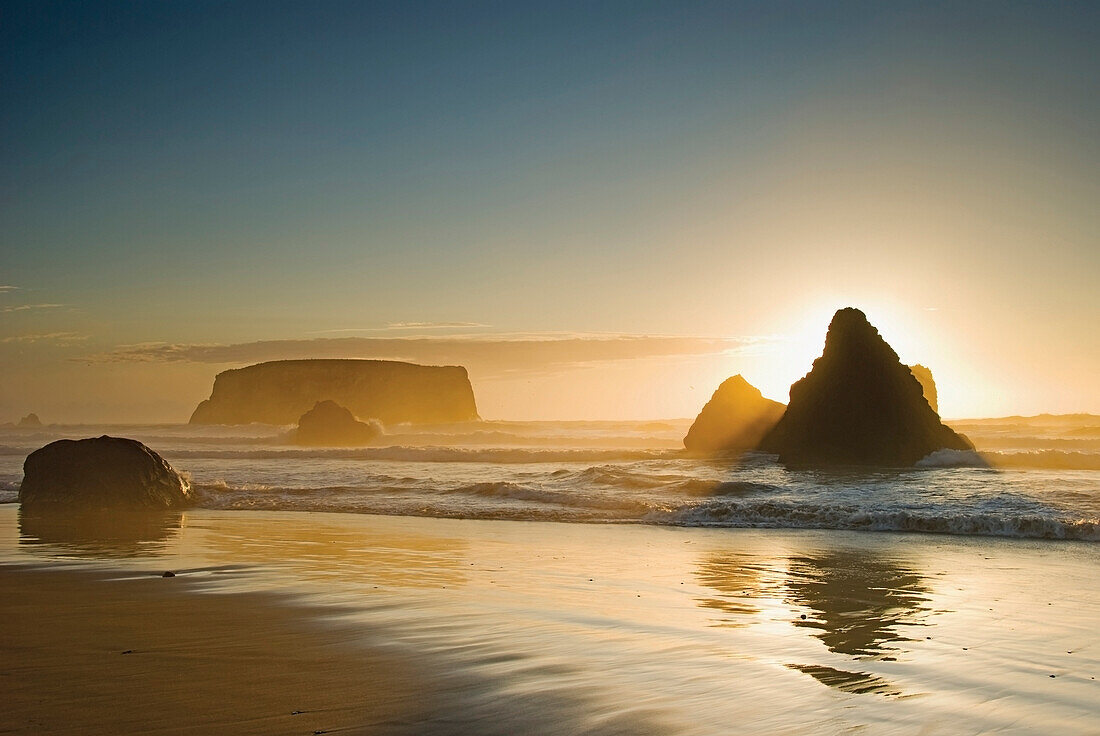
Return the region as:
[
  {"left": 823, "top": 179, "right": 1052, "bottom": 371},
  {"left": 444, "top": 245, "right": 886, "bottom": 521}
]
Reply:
[{"left": 1, "top": 416, "right": 1097, "bottom": 541}]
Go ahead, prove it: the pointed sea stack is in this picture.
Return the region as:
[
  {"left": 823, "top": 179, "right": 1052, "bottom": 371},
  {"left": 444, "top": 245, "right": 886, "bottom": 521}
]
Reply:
[
  {"left": 759, "top": 308, "right": 972, "bottom": 466},
  {"left": 684, "top": 375, "right": 785, "bottom": 454},
  {"left": 908, "top": 364, "right": 938, "bottom": 414}
]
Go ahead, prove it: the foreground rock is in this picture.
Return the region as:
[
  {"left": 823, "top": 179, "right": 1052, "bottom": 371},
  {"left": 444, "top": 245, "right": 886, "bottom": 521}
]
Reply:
[
  {"left": 190, "top": 359, "right": 479, "bottom": 425},
  {"left": 293, "top": 400, "right": 382, "bottom": 446},
  {"left": 684, "top": 375, "right": 785, "bottom": 454},
  {"left": 18, "top": 413, "right": 42, "bottom": 427},
  {"left": 908, "top": 364, "right": 939, "bottom": 414},
  {"left": 19, "top": 436, "right": 190, "bottom": 510},
  {"left": 759, "top": 308, "right": 972, "bottom": 466}
]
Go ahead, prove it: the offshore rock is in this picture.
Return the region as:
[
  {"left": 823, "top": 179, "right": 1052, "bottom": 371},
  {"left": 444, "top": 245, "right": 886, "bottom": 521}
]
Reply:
[
  {"left": 18, "top": 413, "right": 42, "bottom": 427},
  {"left": 759, "top": 308, "right": 972, "bottom": 466},
  {"left": 190, "top": 359, "right": 479, "bottom": 425},
  {"left": 293, "top": 400, "right": 382, "bottom": 446},
  {"left": 908, "top": 364, "right": 939, "bottom": 414},
  {"left": 19, "top": 436, "right": 190, "bottom": 510},
  {"left": 684, "top": 375, "right": 785, "bottom": 454}
]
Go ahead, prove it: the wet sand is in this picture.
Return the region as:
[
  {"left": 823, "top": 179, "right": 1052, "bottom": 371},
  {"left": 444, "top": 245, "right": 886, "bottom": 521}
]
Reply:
[
  {"left": 0, "top": 566, "right": 425, "bottom": 735},
  {"left": 1, "top": 506, "right": 1098, "bottom": 735}
]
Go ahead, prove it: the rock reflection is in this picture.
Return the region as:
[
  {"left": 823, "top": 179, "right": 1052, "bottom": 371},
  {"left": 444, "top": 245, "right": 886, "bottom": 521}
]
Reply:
[
  {"left": 19, "top": 508, "right": 184, "bottom": 558},
  {"left": 785, "top": 552, "right": 931, "bottom": 658},
  {"left": 693, "top": 552, "right": 779, "bottom": 625},
  {"left": 785, "top": 664, "right": 899, "bottom": 696}
]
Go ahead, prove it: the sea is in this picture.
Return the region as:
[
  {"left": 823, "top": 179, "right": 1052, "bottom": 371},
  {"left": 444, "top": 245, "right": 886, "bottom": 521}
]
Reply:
[{"left": 1, "top": 414, "right": 1097, "bottom": 541}]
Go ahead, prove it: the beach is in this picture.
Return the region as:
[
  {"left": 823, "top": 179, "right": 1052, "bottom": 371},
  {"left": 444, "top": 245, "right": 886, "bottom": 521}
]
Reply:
[{"left": 2, "top": 505, "right": 1097, "bottom": 735}]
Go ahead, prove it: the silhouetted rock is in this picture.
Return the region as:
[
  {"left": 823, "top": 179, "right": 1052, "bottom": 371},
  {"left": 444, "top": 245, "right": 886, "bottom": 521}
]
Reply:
[
  {"left": 293, "top": 400, "right": 382, "bottom": 446},
  {"left": 190, "top": 359, "right": 479, "bottom": 425},
  {"left": 908, "top": 364, "right": 938, "bottom": 414},
  {"left": 759, "top": 308, "right": 972, "bottom": 466},
  {"left": 684, "top": 375, "right": 785, "bottom": 454},
  {"left": 19, "top": 436, "right": 190, "bottom": 510},
  {"left": 17, "top": 413, "right": 42, "bottom": 427}
]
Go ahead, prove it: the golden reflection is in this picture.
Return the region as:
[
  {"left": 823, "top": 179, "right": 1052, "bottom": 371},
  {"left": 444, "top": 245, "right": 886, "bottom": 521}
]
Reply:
[
  {"left": 196, "top": 515, "right": 471, "bottom": 589},
  {"left": 693, "top": 552, "right": 781, "bottom": 626},
  {"left": 18, "top": 508, "right": 184, "bottom": 558},
  {"left": 785, "top": 552, "right": 932, "bottom": 658}
]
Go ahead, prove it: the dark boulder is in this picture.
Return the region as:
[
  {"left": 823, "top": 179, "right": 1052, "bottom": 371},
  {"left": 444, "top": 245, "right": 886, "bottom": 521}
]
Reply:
[
  {"left": 908, "top": 364, "right": 938, "bottom": 414},
  {"left": 17, "top": 413, "right": 42, "bottom": 427},
  {"left": 759, "top": 308, "right": 972, "bottom": 466},
  {"left": 293, "top": 400, "right": 381, "bottom": 446},
  {"left": 19, "top": 436, "right": 190, "bottom": 510},
  {"left": 684, "top": 375, "right": 785, "bottom": 454}
]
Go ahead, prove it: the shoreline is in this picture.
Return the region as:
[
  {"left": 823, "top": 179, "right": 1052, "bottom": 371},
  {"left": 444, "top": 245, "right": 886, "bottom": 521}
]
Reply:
[{"left": 2, "top": 507, "right": 1098, "bottom": 735}]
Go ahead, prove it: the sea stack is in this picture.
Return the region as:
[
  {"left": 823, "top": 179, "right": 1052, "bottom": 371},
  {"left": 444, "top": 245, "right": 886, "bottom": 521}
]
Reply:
[
  {"left": 190, "top": 359, "right": 479, "bottom": 425},
  {"left": 17, "top": 413, "right": 42, "bottom": 427},
  {"left": 908, "top": 364, "right": 939, "bottom": 414},
  {"left": 19, "top": 436, "right": 191, "bottom": 510},
  {"left": 684, "top": 375, "right": 785, "bottom": 454},
  {"left": 759, "top": 308, "right": 972, "bottom": 466},
  {"left": 293, "top": 400, "right": 381, "bottom": 446}
]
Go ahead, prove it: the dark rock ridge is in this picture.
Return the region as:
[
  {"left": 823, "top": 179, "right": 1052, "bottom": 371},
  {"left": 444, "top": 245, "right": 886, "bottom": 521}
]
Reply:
[
  {"left": 293, "top": 400, "right": 382, "bottom": 446},
  {"left": 759, "top": 308, "right": 972, "bottom": 466},
  {"left": 190, "top": 359, "right": 479, "bottom": 425},
  {"left": 908, "top": 364, "right": 938, "bottom": 414},
  {"left": 684, "top": 375, "right": 785, "bottom": 454},
  {"left": 19, "top": 436, "right": 190, "bottom": 510},
  {"left": 18, "top": 413, "right": 42, "bottom": 427}
]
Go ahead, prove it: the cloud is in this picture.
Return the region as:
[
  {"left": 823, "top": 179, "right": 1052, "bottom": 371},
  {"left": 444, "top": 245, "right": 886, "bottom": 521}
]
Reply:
[
  {"left": 0, "top": 285, "right": 20, "bottom": 294},
  {"left": 0, "top": 303, "right": 67, "bottom": 313},
  {"left": 309, "top": 321, "right": 492, "bottom": 334},
  {"left": 79, "top": 334, "right": 777, "bottom": 379},
  {"left": 1, "top": 332, "right": 88, "bottom": 344}
]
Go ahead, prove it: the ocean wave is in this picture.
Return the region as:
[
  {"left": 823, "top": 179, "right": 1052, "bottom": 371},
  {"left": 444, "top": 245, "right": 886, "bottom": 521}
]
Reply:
[
  {"left": 185, "top": 479, "right": 1099, "bottom": 541},
  {"left": 166, "top": 446, "right": 680, "bottom": 463},
  {"left": 916, "top": 450, "right": 989, "bottom": 468},
  {"left": 983, "top": 451, "right": 1100, "bottom": 470},
  {"left": 650, "top": 500, "right": 1099, "bottom": 541}
]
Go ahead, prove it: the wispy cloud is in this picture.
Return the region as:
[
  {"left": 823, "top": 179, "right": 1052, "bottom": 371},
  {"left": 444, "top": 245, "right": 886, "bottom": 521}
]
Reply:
[
  {"left": 308, "top": 321, "right": 492, "bottom": 334},
  {"left": 0, "top": 285, "right": 20, "bottom": 294},
  {"left": 79, "top": 334, "right": 779, "bottom": 379},
  {"left": 0, "top": 303, "right": 67, "bottom": 313},
  {"left": 2, "top": 331, "right": 88, "bottom": 345}
]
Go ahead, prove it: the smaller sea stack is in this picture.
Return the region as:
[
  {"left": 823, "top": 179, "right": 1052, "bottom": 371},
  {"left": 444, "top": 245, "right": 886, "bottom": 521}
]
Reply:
[
  {"left": 293, "top": 400, "right": 381, "bottom": 446},
  {"left": 759, "top": 308, "right": 972, "bottom": 466},
  {"left": 684, "top": 375, "right": 785, "bottom": 454}
]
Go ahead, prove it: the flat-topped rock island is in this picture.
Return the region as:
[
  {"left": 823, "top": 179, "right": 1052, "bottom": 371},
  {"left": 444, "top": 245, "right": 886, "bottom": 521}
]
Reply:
[{"left": 189, "top": 359, "right": 479, "bottom": 425}]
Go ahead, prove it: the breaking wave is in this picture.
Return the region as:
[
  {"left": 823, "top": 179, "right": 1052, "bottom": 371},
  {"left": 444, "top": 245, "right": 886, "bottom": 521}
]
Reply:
[
  {"left": 188, "top": 477, "right": 1100, "bottom": 541},
  {"left": 166, "top": 446, "right": 679, "bottom": 463}
]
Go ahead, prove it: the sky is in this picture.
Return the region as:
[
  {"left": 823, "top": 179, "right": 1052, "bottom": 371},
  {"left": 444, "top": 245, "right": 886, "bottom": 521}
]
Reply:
[{"left": 2, "top": 0, "right": 1098, "bottom": 422}]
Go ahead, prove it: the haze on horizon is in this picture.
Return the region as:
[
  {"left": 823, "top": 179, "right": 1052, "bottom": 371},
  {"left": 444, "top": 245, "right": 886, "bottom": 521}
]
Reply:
[{"left": 2, "top": 1, "right": 1098, "bottom": 423}]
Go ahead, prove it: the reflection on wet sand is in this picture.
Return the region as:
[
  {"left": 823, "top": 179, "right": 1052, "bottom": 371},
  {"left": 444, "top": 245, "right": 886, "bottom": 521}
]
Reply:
[
  {"left": 198, "top": 515, "right": 471, "bottom": 589},
  {"left": 692, "top": 545, "right": 935, "bottom": 697},
  {"left": 693, "top": 553, "right": 780, "bottom": 624},
  {"left": 18, "top": 508, "right": 184, "bottom": 558},
  {"left": 785, "top": 664, "right": 899, "bottom": 696},
  {"left": 783, "top": 551, "right": 933, "bottom": 697},
  {"left": 785, "top": 551, "right": 932, "bottom": 658}
]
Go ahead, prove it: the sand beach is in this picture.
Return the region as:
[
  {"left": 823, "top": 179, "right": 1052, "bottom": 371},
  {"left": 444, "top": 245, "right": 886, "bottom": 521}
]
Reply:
[{"left": 2, "top": 506, "right": 1097, "bottom": 735}]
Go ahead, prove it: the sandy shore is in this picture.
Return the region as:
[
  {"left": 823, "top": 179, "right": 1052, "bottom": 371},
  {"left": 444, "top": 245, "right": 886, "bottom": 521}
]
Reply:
[
  {"left": 0, "top": 565, "right": 427, "bottom": 736},
  {"left": 1, "top": 506, "right": 1098, "bottom": 735}
]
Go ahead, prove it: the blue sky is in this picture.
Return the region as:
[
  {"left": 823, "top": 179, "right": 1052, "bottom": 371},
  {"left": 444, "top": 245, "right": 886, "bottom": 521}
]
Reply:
[{"left": 2, "top": 1, "right": 1098, "bottom": 420}]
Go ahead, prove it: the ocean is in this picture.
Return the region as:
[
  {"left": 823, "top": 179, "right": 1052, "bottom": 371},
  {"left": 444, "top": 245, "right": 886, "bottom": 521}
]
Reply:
[
  {"left": 2, "top": 415, "right": 1097, "bottom": 541},
  {"left": 2, "top": 416, "right": 1098, "bottom": 734}
]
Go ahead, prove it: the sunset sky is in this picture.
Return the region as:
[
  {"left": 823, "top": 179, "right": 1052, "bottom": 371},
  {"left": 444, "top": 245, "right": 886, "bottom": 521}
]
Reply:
[{"left": 2, "top": 1, "right": 1097, "bottom": 422}]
